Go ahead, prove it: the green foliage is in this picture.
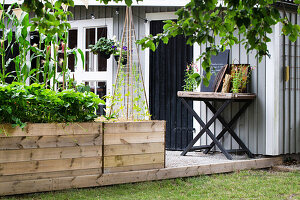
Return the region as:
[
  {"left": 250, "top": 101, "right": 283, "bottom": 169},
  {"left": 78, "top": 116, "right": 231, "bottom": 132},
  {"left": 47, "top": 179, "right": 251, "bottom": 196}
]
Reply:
[
  {"left": 231, "top": 65, "right": 255, "bottom": 93},
  {"left": 0, "top": 82, "right": 104, "bottom": 128},
  {"left": 97, "top": 0, "right": 142, "bottom": 6},
  {"left": 183, "top": 63, "right": 200, "bottom": 91},
  {"left": 137, "top": 0, "right": 300, "bottom": 86},
  {"left": 89, "top": 37, "right": 115, "bottom": 56}
]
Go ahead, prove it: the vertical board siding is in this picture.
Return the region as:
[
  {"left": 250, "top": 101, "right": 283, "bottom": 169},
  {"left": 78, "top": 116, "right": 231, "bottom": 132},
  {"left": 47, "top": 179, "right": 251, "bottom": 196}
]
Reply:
[
  {"left": 197, "top": 9, "right": 299, "bottom": 155},
  {"left": 69, "top": 6, "right": 178, "bottom": 81},
  {"left": 68, "top": 6, "right": 299, "bottom": 155},
  {"left": 281, "top": 11, "right": 300, "bottom": 154},
  {"left": 197, "top": 39, "right": 267, "bottom": 155}
]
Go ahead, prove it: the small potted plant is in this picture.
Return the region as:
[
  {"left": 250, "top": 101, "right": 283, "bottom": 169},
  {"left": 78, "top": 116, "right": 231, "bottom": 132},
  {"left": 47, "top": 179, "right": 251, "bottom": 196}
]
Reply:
[
  {"left": 89, "top": 37, "right": 115, "bottom": 59},
  {"left": 230, "top": 64, "right": 254, "bottom": 93},
  {"left": 183, "top": 62, "right": 200, "bottom": 91},
  {"left": 113, "top": 45, "right": 128, "bottom": 65}
]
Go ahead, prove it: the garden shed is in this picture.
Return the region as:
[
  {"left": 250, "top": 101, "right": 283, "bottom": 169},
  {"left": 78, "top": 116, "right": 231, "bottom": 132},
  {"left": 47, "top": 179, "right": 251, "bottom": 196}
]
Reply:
[
  {"left": 0, "top": 0, "right": 299, "bottom": 196},
  {"left": 2, "top": 0, "right": 299, "bottom": 155},
  {"left": 53, "top": 0, "right": 299, "bottom": 156}
]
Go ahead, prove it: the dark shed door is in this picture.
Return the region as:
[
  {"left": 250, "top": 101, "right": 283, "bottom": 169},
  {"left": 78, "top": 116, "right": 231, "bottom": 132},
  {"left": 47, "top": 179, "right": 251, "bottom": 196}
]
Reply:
[{"left": 149, "top": 20, "right": 194, "bottom": 150}]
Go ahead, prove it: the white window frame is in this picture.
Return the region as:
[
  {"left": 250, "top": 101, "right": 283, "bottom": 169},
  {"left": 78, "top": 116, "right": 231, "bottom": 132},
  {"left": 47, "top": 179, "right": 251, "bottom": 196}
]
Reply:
[{"left": 67, "top": 18, "right": 114, "bottom": 95}]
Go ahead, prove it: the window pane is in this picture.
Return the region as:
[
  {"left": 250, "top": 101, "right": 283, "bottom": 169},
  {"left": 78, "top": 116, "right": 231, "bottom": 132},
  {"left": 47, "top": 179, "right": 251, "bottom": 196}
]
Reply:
[
  {"left": 68, "top": 29, "right": 77, "bottom": 49},
  {"left": 89, "top": 81, "right": 95, "bottom": 93},
  {"left": 86, "top": 28, "right": 95, "bottom": 49},
  {"left": 57, "top": 53, "right": 64, "bottom": 72},
  {"left": 97, "top": 55, "right": 107, "bottom": 71},
  {"left": 97, "top": 81, "right": 106, "bottom": 99},
  {"left": 96, "top": 27, "right": 107, "bottom": 72},
  {"left": 68, "top": 54, "right": 75, "bottom": 72},
  {"left": 30, "top": 31, "right": 43, "bottom": 83},
  {"left": 85, "top": 51, "right": 94, "bottom": 72},
  {"left": 97, "top": 27, "right": 107, "bottom": 40}
]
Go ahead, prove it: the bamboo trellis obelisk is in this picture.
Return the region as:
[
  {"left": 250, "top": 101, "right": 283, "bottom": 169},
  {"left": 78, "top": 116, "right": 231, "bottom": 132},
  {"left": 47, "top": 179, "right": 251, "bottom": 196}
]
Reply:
[{"left": 108, "top": 7, "right": 150, "bottom": 120}]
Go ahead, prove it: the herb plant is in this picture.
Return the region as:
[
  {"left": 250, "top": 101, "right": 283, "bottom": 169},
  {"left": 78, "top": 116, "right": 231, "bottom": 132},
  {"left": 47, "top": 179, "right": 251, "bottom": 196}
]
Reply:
[
  {"left": 231, "top": 65, "right": 254, "bottom": 93},
  {"left": 183, "top": 63, "right": 201, "bottom": 91}
]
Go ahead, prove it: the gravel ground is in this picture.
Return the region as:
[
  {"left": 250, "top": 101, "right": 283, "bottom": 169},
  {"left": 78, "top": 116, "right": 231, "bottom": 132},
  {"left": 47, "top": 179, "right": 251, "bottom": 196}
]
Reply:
[
  {"left": 165, "top": 151, "right": 263, "bottom": 168},
  {"left": 272, "top": 164, "right": 300, "bottom": 172}
]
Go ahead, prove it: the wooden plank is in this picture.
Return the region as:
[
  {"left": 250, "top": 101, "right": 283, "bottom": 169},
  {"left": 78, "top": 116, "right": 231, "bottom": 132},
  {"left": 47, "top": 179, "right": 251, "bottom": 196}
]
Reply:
[
  {"left": 177, "top": 91, "right": 256, "bottom": 100},
  {"left": 0, "top": 168, "right": 102, "bottom": 182},
  {"left": 103, "top": 121, "right": 166, "bottom": 134},
  {"left": 0, "top": 134, "right": 102, "bottom": 150},
  {"left": 0, "top": 146, "right": 102, "bottom": 163},
  {"left": 0, "top": 157, "right": 283, "bottom": 196},
  {"left": 99, "top": 157, "right": 283, "bottom": 186},
  {"left": 104, "top": 152, "right": 164, "bottom": 168},
  {"left": 104, "top": 143, "right": 164, "bottom": 156},
  {"left": 0, "top": 122, "right": 102, "bottom": 137},
  {"left": 0, "top": 157, "right": 102, "bottom": 176},
  {"left": 104, "top": 132, "right": 164, "bottom": 145},
  {"left": 104, "top": 163, "right": 164, "bottom": 173}
]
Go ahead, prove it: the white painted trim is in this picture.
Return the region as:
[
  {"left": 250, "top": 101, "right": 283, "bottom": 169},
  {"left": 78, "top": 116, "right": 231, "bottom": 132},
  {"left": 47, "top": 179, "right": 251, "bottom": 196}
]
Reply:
[
  {"left": 265, "top": 23, "right": 281, "bottom": 155},
  {"left": 146, "top": 12, "right": 178, "bottom": 21},
  {"left": 145, "top": 20, "right": 150, "bottom": 104},
  {"left": 193, "top": 43, "right": 201, "bottom": 145},
  {"left": 144, "top": 12, "right": 177, "bottom": 103},
  {"left": 68, "top": 18, "right": 114, "bottom": 95}
]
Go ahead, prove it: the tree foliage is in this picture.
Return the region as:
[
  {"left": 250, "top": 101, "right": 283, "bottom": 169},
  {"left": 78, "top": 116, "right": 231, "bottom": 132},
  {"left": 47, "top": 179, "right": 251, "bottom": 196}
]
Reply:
[
  {"left": 137, "top": 0, "right": 300, "bottom": 85},
  {"left": 20, "top": 0, "right": 300, "bottom": 85}
]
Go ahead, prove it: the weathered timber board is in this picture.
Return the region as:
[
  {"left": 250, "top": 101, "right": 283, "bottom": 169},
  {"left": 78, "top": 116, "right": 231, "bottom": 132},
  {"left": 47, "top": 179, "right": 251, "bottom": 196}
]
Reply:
[
  {"left": 0, "top": 157, "right": 102, "bottom": 176},
  {"left": 104, "top": 153, "right": 164, "bottom": 168},
  {"left": 103, "top": 121, "right": 166, "bottom": 173},
  {"left": 177, "top": 91, "right": 256, "bottom": 100},
  {"left": 0, "top": 157, "right": 283, "bottom": 196},
  {"left": 0, "top": 168, "right": 102, "bottom": 182},
  {"left": 104, "top": 143, "right": 164, "bottom": 156},
  {"left": 0, "top": 146, "right": 102, "bottom": 163},
  {"left": 104, "top": 163, "right": 165, "bottom": 173},
  {"left": 0, "top": 122, "right": 102, "bottom": 137},
  {"left": 103, "top": 121, "right": 166, "bottom": 134},
  {"left": 0, "top": 134, "right": 102, "bottom": 150},
  {"left": 104, "top": 132, "right": 164, "bottom": 145}
]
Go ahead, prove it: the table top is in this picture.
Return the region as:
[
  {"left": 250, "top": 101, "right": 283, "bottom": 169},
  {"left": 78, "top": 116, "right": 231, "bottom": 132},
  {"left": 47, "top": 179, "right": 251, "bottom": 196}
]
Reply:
[{"left": 177, "top": 91, "right": 256, "bottom": 101}]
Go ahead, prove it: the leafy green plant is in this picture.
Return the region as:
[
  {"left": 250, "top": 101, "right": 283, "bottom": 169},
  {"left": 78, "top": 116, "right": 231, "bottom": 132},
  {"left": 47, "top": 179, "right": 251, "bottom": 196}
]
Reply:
[
  {"left": 183, "top": 63, "right": 200, "bottom": 91},
  {"left": 231, "top": 65, "right": 254, "bottom": 93},
  {"left": 137, "top": 0, "right": 300, "bottom": 86},
  {"left": 89, "top": 37, "right": 115, "bottom": 57},
  {"left": 0, "top": 82, "right": 105, "bottom": 128}
]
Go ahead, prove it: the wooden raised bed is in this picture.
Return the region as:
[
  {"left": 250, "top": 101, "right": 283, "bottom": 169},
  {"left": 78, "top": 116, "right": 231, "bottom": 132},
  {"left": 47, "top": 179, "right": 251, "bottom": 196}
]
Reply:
[
  {"left": 103, "top": 121, "right": 166, "bottom": 173},
  {"left": 0, "top": 120, "right": 166, "bottom": 196}
]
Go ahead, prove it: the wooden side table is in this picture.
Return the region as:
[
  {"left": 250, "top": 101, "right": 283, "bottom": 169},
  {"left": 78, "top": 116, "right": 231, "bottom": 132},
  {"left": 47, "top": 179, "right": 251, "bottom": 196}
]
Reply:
[{"left": 178, "top": 91, "right": 256, "bottom": 160}]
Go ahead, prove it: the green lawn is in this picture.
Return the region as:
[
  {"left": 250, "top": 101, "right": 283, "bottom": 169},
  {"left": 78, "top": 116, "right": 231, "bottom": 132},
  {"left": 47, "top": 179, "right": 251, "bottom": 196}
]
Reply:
[{"left": 2, "top": 170, "right": 299, "bottom": 200}]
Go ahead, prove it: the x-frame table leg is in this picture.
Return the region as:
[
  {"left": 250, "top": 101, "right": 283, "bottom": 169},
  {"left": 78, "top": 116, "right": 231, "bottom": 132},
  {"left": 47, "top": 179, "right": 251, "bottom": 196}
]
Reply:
[
  {"left": 203, "top": 101, "right": 254, "bottom": 158},
  {"left": 180, "top": 98, "right": 233, "bottom": 160}
]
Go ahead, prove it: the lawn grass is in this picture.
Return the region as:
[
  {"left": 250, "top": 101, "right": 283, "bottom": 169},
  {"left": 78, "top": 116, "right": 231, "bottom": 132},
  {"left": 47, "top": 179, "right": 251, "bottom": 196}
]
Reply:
[{"left": 1, "top": 170, "right": 299, "bottom": 200}]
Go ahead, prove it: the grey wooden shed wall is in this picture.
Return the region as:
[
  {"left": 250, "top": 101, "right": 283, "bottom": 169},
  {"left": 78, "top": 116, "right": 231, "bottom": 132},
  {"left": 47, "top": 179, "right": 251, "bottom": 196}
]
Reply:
[
  {"left": 280, "top": 10, "right": 300, "bottom": 155},
  {"left": 68, "top": 6, "right": 178, "bottom": 78},
  {"left": 68, "top": 6, "right": 299, "bottom": 156},
  {"left": 195, "top": 9, "right": 300, "bottom": 155}
]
